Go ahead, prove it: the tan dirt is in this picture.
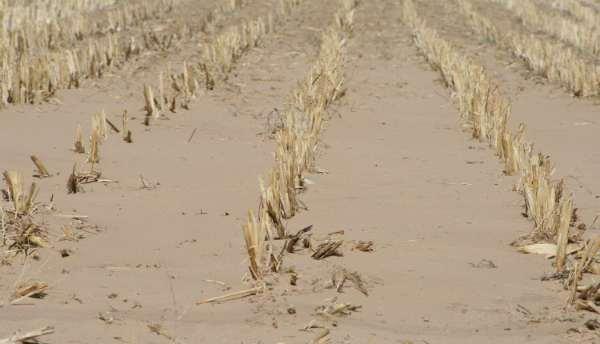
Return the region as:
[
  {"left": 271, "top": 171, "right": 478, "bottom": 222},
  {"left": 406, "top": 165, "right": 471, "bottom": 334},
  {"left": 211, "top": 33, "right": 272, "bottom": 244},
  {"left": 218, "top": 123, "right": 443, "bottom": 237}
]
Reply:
[{"left": 0, "top": 0, "right": 598, "bottom": 343}]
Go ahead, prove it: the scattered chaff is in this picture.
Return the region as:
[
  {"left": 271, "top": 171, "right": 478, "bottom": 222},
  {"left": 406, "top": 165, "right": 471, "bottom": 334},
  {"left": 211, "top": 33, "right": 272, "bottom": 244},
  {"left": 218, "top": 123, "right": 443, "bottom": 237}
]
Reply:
[
  {"left": 196, "top": 286, "right": 261, "bottom": 305},
  {"left": 301, "top": 319, "right": 325, "bottom": 331},
  {"left": 312, "top": 241, "right": 343, "bottom": 260},
  {"left": 67, "top": 164, "right": 101, "bottom": 194},
  {"left": 147, "top": 323, "right": 175, "bottom": 341},
  {"left": 353, "top": 240, "right": 374, "bottom": 252},
  {"left": 286, "top": 225, "right": 313, "bottom": 253},
  {"left": 187, "top": 128, "right": 198, "bottom": 143},
  {"left": 315, "top": 297, "right": 361, "bottom": 319},
  {"left": 202, "top": 279, "right": 231, "bottom": 291},
  {"left": 105, "top": 118, "right": 120, "bottom": 134},
  {"left": 75, "top": 171, "right": 101, "bottom": 185},
  {"left": 11, "top": 281, "right": 48, "bottom": 304},
  {"left": 30, "top": 156, "right": 50, "bottom": 178},
  {"left": 469, "top": 259, "right": 497, "bottom": 269},
  {"left": 98, "top": 311, "right": 115, "bottom": 324},
  {"left": 55, "top": 214, "right": 89, "bottom": 220},
  {"left": 332, "top": 267, "right": 368, "bottom": 296},
  {"left": 139, "top": 175, "right": 158, "bottom": 190},
  {"left": 0, "top": 326, "right": 54, "bottom": 344}
]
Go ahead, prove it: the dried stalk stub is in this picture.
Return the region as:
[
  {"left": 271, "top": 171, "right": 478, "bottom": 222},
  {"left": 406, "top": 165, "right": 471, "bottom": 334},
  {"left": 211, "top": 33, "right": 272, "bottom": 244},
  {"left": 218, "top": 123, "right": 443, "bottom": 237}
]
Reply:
[
  {"left": 3, "top": 171, "right": 39, "bottom": 216},
  {"left": 30, "top": 155, "right": 51, "bottom": 177}
]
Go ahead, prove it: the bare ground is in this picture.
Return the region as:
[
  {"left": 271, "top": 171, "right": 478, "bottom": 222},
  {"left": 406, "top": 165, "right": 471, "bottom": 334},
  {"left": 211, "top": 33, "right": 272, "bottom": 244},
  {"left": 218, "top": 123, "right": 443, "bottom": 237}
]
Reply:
[{"left": 1, "top": 0, "right": 599, "bottom": 343}]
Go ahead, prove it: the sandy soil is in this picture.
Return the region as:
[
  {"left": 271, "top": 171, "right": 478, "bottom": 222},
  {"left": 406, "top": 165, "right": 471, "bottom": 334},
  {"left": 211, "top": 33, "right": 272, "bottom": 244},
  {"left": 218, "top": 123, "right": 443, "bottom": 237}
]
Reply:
[{"left": 0, "top": 0, "right": 599, "bottom": 343}]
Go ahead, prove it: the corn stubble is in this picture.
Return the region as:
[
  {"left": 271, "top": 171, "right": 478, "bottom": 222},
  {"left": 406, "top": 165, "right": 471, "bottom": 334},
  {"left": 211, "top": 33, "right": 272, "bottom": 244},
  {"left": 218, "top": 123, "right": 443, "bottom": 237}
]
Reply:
[
  {"left": 0, "top": 0, "right": 176, "bottom": 108},
  {"left": 130, "top": 1, "right": 257, "bottom": 125},
  {"left": 30, "top": 156, "right": 51, "bottom": 178},
  {"left": 67, "top": 110, "right": 119, "bottom": 194},
  {"left": 142, "top": 0, "right": 302, "bottom": 124},
  {"left": 242, "top": 0, "right": 355, "bottom": 284},
  {"left": 198, "top": 1, "right": 356, "bottom": 305},
  {"left": 402, "top": 0, "right": 583, "bottom": 301},
  {"left": 549, "top": 0, "right": 600, "bottom": 29},
  {"left": 456, "top": 0, "right": 600, "bottom": 97},
  {"left": 1, "top": 170, "right": 46, "bottom": 254},
  {"left": 490, "top": 0, "right": 600, "bottom": 55}
]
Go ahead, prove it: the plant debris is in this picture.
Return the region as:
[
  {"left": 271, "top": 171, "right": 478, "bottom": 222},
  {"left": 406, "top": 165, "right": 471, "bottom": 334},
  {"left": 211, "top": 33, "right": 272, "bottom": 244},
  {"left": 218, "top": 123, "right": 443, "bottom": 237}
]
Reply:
[
  {"left": 332, "top": 267, "right": 368, "bottom": 296},
  {"left": 67, "top": 164, "right": 102, "bottom": 194},
  {"left": 286, "top": 225, "right": 313, "bottom": 253},
  {"left": 98, "top": 311, "right": 115, "bottom": 324},
  {"left": 0, "top": 326, "right": 54, "bottom": 344},
  {"left": 310, "top": 329, "right": 331, "bottom": 344},
  {"left": 469, "top": 259, "right": 497, "bottom": 269},
  {"left": 354, "top": 240, "right": 374, "bottom": 252},
  {"left": 11, "top": 281, "right": 48, "bottom": 304},
  {"left": 315, "top": 297, "right": 361, "bottom": 318},
  {"left": 30, "top": 156, "right": 51, "bottom": 178},
  {"left": 312, "top": 241, "right": 343, "bottom": 260},
  {"left": 197, "top": 287, "right": 261, "bottom": 305},
  {"left": 147, "top": 323, "right": 175, "bottom": 341},
  {"left": 585, "top": 319, "right": 600, "bottom": 330}
]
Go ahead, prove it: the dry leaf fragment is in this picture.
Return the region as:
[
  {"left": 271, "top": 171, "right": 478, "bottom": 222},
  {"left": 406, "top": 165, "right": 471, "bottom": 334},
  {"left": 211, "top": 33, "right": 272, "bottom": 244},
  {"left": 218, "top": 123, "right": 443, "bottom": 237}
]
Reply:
[
  {"left": 0, "top": 326, "right": 54, "bottom": 344},
  {"left": 301, "top": 319, "right": 324, "bottom": 331},
  {"left": 354, "top": 240, "right": 374, "bottom": 252},
  {"left": 147, "top": 323, "right": 175, "bottom": 341},
  {"left": 98, "top": 312, "right": 114, "bottom": 324},
  {"left": 286, "top": 225, "right": 313, "bottom": 253},
  {"left": 12, "top": 281, "right": 48, "bottom": 303},
  {"left": 312, "top": 241, "right": 343, "bottom": 260},
  {"left": 197, "top": 287, "right": 260, "bottom": 305},
  {"left": 517, "top": 243, "right": 557, "bottom": 256},
  {"left": 316, "top": 297, "right": 361, "bottom": 318},
  {"left": 575, "top": 300, "right": 600, "bottom": 314}
]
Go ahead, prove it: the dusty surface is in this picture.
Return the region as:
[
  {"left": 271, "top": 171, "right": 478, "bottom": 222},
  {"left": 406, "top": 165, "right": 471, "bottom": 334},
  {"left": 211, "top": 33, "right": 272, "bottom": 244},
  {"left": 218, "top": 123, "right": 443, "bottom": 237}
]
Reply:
[{"left": 1, "top": 0, "right": 599, "bottom": 343}]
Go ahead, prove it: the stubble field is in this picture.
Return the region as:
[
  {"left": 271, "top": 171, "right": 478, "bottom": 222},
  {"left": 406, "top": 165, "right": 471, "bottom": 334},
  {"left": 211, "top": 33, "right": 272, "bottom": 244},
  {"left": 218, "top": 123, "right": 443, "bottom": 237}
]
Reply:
[{"left": 1, "top": 0, "right": 600, "bottom": 343}]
